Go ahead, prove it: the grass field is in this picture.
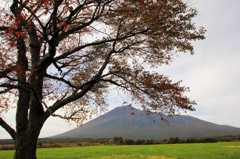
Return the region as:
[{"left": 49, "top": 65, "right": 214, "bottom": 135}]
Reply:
[{"left": 0, "top": 142, "right": 240, "bottom": 159}]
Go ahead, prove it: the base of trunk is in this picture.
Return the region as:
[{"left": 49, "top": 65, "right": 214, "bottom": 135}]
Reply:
[{"left": 14, "top": 137, "right": 37, "bottom": 159}]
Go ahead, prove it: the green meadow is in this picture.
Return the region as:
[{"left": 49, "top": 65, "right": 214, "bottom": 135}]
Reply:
[{"left": 1, "top": 142, "right": 240, "bottom": 159}]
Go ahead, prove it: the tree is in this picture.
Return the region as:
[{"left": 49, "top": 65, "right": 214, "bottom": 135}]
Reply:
[
  {"left": 146, "top": 138, "right": 154, "bottom": 144},
  {"left": 168, "top": 137, "right": 174, "bottom": 144},
  {"left": 198, "top": 137, "right": 207, "bottom": 143},
  {"left": 174, "top": 137, "right": 180, "bottom": 143},
  {"left": 140, "top": 139, "right": 146, "bottom": 144},
  {"left": 236, "top": 135, "right": 240, "bottom": 141},
  {"left": 109, "top": 140, "right": 114, "bottom": 145},
  {"left": 0, "top": 0, "right": 205, "bottom": 158},
  {"left": 113, "top": 136, "right": 123, "bottom": 144},
  {"left": 188, "top": 138, "right": 196, "bottom": 143},
  {"left": 184, "top": 138, "right": 190, "bottom": 143},
  {"left": 123, "top": 138, "right": 134, "bottom": 145},
  {"left": 134, "top": 138, "right": 144, "bottom": 145},
  {"left": 77, "top": 142, "right": 82, "bottom": 146}
]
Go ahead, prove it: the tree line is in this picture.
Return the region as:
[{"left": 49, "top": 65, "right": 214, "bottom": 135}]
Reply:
[
  {"left": 1, "top": 135, "right": 240, "bottom": 146},
  {"left": 107, "top": 135, "right": 240, "bottom": 145}
]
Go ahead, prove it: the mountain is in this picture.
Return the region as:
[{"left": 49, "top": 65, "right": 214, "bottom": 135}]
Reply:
[{"left": 52, "top": 106, "right": 240, "bottom": 139}]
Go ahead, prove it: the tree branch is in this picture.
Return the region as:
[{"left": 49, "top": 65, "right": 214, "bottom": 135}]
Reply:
[
  {"left": 57, "top": 0, "right": 111, "bottom": 42},
  {"left": 55, "top": 24, "right": 151, "bottom": 62},
  {"left": 46, "top": 82, "right": 94, "bottom": 118},
  {"left": 0, "top": 66, "right": 15, "bottom": 78},
  {"left": 0, "top": 117, "right": 16, "bottom": 140},
  {"left": 100, "top": 79, "right": 127, "bottom": 89},
  {"left": 51, "top": 108, "right": 88, "bottom": 120},
  {"left": 45, "top": 74, "right": 76, "bottom": 88}
]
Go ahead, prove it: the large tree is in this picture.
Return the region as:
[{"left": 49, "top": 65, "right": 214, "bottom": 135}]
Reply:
[{"left": 0, "top": 0, "right": 205, "bottom": 158}]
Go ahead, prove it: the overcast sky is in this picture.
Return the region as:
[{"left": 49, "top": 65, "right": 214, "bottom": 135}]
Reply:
[{"left": 1, "top": 0, "right": 240, "bottom": 139}]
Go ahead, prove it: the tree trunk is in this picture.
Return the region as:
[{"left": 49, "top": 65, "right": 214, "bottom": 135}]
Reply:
[
  {"left": 14, "top": 121, "right": 43, "bottom": 159},
  {"left": 14, "top": 136, "right": 37, "bottom": 159}
]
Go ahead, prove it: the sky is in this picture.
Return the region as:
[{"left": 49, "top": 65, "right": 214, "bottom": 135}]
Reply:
[{"left": 1, "top": 0, "right": 240, "bottom": 139}]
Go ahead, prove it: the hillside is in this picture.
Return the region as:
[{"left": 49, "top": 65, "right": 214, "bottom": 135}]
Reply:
[{"left": 52, "top": 106, "right": 240, "bottom": 139}]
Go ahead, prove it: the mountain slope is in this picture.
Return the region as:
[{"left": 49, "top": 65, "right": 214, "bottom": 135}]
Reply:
[{"left": 52, "top": 106, "right": 240, "bottom": 139}]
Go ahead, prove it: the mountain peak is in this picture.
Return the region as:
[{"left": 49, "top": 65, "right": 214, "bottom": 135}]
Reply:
[{"left": 52, "top": 106, "right": 240, "bottom": 139}]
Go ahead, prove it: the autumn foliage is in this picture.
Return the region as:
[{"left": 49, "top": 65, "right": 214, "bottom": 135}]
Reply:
[{"left": 0, "top": 0, "right": 205, "bottom": 158}]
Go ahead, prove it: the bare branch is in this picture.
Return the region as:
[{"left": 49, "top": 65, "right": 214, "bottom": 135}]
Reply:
[
  {"left": 100, "top": 79, "right": 127, "bottom": 89},
  {"left": 0, "top": 86, "right": 15, "bottom": 94},
  {"left": 0, "top": 66, "right": 15, "bottom": 78},
  {"left": 55, "top": 25, "right": 151, "bottom": 62},
  {"left": 52, "top": 108, "right": 88, "bottom": 120},
  {"left": 0, "top": 117, "right": 16, "bottom": 140},
  {"left": 48, "top": 82, "right": 94, "bottom": 115},
  {"left": 45, "top": 74, "right": 76, "bottom": 88}
]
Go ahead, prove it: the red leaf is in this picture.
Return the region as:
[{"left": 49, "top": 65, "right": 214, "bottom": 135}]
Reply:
[
  {"left": 15, "top": 32, "right": 20, "bottom": 36},
  {"left": 131, "top": 112, "right": 135, "bottom": 115},
  {"left": 9, "top": 42, "right": 14, "bottom": 47},
  {"left": 63, "top": 22, "right": 67, "bottom": 28},
  {"left": 24, "top": 14, "right": 27, "bottom": 20}
]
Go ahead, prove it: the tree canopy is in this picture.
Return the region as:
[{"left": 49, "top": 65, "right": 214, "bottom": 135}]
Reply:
[{"left": 0, "top": 0, "right": 205, "bottom": 158}]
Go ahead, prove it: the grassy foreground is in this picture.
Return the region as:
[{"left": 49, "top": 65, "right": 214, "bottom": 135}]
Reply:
[{"left": 0, "top": 142, "right": 240, "bottom": 159}]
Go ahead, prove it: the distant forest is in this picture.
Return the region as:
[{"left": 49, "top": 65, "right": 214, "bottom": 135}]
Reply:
[{"left": 1, "top": 135, "right": 240, "bottom": 146}]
